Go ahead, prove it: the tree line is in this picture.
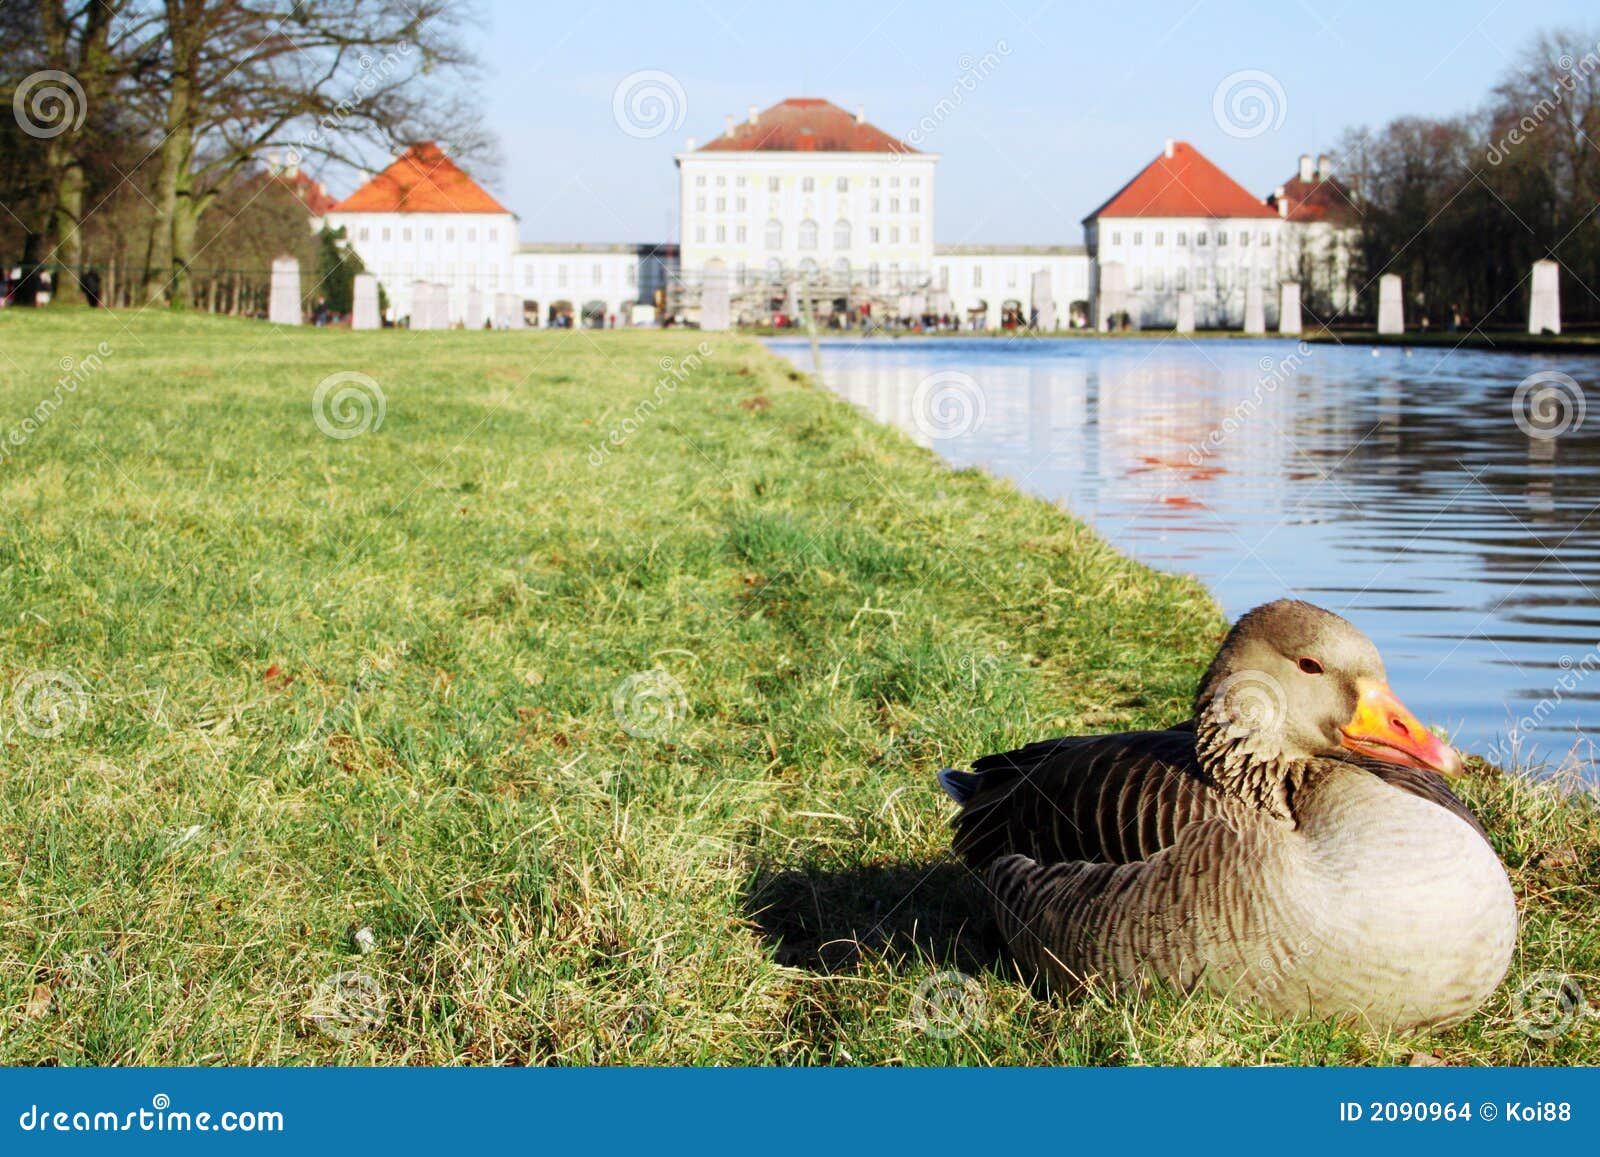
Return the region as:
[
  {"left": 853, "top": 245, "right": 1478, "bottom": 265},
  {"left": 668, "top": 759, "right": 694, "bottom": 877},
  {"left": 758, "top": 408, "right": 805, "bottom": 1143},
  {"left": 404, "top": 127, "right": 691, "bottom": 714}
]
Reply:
[
  {"left": 1329, "top": 25, "right": 1599, "bottom": 329},
  {"left": 0, "top": 0, "right": 490, "bottom": 311}
]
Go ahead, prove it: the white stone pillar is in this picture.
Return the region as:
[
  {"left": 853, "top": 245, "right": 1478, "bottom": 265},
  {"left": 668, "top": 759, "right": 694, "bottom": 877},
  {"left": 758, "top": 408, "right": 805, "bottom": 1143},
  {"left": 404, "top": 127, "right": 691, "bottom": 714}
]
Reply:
[
  {"left": 411, "top": 281, "right": 448, "bottom": 330},
  {"left": 1175, "top": 291, "right": 1196, "bottom": 334},
  {"left": 1030, "top": 270, "right": 1055, "bottom": 330},
  {"left": 494, "top": 292, "right": 525, "bottom": 330},
  {"left": 351, "top": 274, "right": 380, "bottom": 331},
  {"left": 1528, "top": 260, "right": 1560, "bottom": 335},
  {"left": 1095, "top": 262, "right": 1126, "bottom": 331},
  {"left": 1243, "top": 283, "right": 1266, "bottom": 335},
  {"left": 1278, "top": 281, "right": 1302, "bottom": 335},
  {"left": 268, "top": 257, "right": 301, "bottom": 325},
  {"left": 1377, "top": 273, "right": 1403, "bottom": 335},
  {"left": 702, "top": 267, "right": 731, "bottom": 331}
]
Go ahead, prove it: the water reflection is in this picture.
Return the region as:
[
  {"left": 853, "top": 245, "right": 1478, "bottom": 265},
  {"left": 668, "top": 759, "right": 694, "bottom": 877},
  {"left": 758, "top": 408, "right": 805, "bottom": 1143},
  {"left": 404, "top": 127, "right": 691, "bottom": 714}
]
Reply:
[{"left": 766, "top": 336, "right": 1600, "bottom": 776}]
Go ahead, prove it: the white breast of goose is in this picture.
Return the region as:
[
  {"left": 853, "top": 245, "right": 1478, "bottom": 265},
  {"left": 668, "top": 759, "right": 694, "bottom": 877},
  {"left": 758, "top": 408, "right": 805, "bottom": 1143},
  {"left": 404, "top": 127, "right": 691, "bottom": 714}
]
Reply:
[{"left": 1260, "top": 765, "right": 1518, "bottom": 1028}]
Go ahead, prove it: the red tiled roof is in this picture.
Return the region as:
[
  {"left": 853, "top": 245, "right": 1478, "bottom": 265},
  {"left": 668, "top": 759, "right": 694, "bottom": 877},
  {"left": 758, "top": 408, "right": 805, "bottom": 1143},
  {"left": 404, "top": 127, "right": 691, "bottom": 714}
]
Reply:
[
  {"left": 279, "top": 169, "right": 337, "bottom": 216},
  {"left": 699, "top": 98, "right": 915, "bottom": 154},
  {"left": 331, "top": 142, "right": 509, "bottom": 214},
  {"left": 1085, "top": 141, "right": 1278, "bottom": 221},
  {"left": 1268, "top": 173, "right": 1361, "bottom": 225}
]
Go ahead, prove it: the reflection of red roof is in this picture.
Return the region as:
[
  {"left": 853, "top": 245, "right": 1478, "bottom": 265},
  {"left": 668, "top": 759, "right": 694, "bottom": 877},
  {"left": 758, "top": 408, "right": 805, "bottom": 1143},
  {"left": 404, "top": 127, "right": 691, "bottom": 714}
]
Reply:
[
  {"left": 1268, "top": 173, "right": 1360, "bottom": 224},
  {"left": 279, "top": 169, "right": 337, "bottom": 215},
  {"left": 332, "top": 142, "right": 508, "bottom": 214},
  {"left": 1086, "top": 142, "right": 1277, "bottom": 221},
  {"left": 699, "top": 98, "right": 915, "bottom": 154}
]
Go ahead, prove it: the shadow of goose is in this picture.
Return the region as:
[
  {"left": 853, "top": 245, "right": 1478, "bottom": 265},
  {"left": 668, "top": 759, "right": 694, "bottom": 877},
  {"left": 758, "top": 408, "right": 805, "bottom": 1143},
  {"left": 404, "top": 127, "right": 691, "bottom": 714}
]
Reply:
[{"left": 742, "top": 857, "right": 1001, "bottom": 975}]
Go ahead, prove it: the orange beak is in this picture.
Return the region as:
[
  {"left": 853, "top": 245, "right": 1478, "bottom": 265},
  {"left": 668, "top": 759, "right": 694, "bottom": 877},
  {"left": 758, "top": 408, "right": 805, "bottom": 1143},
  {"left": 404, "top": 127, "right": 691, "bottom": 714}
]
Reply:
[{"left": 1339, "top": 681, "right": 1464, "bottom": 777}]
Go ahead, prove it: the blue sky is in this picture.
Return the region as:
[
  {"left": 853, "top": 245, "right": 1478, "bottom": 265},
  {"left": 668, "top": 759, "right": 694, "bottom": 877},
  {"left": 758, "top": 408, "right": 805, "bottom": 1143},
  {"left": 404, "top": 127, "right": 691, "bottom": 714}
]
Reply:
[{"left": 465, "top": 1, "right": 1593, "bottom": 245}]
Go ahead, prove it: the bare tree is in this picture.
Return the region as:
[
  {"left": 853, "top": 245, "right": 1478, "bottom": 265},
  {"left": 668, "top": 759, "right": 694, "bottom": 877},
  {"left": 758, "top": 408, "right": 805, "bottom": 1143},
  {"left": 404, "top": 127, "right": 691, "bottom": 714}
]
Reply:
[
  {"left": 134, "top": 0, "right": 489, "bottom": 307},
  {"left": 36, "top": 1, "right": 139, "bottom": 303},
  {"left": 0, "top": 2, "right": 156, "bottom": 304}
]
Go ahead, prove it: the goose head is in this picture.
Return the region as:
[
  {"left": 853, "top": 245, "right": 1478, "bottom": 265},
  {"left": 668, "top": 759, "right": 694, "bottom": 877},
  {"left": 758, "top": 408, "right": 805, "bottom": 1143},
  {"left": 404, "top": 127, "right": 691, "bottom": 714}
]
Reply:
[{"left": 1193, "top": 599, "right": 1462, "bottom": 816}]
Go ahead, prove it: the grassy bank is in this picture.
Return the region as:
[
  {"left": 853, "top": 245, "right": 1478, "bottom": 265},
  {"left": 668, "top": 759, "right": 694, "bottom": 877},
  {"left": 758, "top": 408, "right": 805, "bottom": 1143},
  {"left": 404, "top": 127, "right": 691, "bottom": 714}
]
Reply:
[{"left": 0, "top": 310, "right": 1594, "bottom": 1065}]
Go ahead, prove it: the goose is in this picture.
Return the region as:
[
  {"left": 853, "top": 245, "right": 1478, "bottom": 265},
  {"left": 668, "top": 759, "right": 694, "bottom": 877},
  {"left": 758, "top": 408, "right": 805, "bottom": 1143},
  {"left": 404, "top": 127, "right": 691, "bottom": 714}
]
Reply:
[{"left": 939, "top": 599, "right": 1517, "bottom": 1030}]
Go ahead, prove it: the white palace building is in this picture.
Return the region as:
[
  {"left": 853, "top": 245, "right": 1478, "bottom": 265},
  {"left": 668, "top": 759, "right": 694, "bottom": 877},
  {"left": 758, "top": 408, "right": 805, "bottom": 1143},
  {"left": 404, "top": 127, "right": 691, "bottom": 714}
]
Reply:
[
  {"left": 325, "top": 99, "right": 1356, "bottom": 331},
  {"left": 322, "top": 142, "right": 674, "bottom": 328}
]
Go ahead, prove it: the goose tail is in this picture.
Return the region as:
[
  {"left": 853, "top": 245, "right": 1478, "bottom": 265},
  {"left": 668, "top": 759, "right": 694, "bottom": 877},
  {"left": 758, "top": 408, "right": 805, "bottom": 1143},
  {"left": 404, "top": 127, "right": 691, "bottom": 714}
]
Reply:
[{"left": 937, "top": 767, "right": 982, "bottom": 805}]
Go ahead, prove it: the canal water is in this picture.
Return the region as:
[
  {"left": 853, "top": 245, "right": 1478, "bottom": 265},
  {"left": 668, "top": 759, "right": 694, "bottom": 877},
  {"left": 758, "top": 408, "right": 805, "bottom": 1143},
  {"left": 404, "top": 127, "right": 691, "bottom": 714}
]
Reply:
[{"left": 765, "top": 335, "right": 1599, "bottom": 776}]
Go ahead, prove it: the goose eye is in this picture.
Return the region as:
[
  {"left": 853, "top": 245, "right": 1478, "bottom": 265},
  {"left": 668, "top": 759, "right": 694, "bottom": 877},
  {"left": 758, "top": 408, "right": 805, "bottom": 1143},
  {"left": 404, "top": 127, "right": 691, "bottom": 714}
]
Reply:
[{"left": 1298, "top": 657, "right": 1324, "bottom": 675}]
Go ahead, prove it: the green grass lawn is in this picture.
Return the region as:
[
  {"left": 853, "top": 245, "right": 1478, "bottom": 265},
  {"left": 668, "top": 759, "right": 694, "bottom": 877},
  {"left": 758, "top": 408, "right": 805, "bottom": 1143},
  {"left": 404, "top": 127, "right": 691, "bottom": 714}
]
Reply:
[{"left": 0, "top": 309, "right": 1594, "bottom": 1066}]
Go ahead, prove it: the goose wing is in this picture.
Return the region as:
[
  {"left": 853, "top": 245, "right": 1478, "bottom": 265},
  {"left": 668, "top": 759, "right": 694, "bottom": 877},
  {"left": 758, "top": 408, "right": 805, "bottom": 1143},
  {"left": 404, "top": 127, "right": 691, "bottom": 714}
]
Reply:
[
  {"left": 940, "top": 728, "right": 1492, "bottom": 873},
  {"left": 939, "top": 725, "right": 1233, "bottom": 870}
]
